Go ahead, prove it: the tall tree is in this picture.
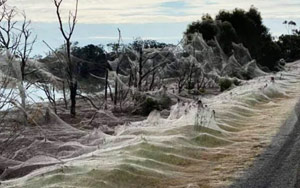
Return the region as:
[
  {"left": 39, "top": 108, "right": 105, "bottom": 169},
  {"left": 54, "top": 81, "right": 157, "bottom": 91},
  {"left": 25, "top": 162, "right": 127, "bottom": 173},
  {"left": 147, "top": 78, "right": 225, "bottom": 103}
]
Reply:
[
  {"left": 0, "top": 4, "right": 35, "bottom": 125},
  {"left": 53, "top": 0, "right": 79, "bottom": 116},
  {"left": 17, "top": 14, "right": 37, "bottom": 122},
  {"left": 215, "top": 7, "right": 281, "bottom": 70},
  {"left": 72, "top": 44, "right": 108, "bottom": 79},
  {"left": 186, "top": 6, "right": 281, "bottom": 70}
]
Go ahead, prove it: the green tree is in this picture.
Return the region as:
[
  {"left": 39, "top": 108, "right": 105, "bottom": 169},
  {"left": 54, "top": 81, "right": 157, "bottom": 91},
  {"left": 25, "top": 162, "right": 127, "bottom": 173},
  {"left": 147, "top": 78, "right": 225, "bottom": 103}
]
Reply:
[
  {"left": 185, "top": 6, "right": 281, "bottom": 70},
  {"left": 277, "top": 34, "right": 300, "bottom": 62},
  {"left": 216, "top": 21, "right": 238, "bottom": 55},
  {"left": 215, "top": 7, "right": 281, "bottom": 70},
  {"left": 185, "top": 17, "right": 218, "bottom": 41},
  {"left": 72, "top": 44, "right": 109, "bottom": 78}
]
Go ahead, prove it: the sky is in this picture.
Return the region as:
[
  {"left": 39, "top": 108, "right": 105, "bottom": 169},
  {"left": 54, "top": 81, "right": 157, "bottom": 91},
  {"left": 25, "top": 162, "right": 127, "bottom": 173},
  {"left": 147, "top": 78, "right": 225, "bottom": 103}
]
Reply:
[{"left": 6, "top": 0, "right": 300, "bottom": 56}]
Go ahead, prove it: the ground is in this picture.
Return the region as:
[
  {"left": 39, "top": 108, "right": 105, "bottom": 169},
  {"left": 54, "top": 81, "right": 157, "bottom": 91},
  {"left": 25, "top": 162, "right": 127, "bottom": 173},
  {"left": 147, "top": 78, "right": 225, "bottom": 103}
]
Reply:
[{"left": 0, "top": 72, "right": 299, "bottom": 188}]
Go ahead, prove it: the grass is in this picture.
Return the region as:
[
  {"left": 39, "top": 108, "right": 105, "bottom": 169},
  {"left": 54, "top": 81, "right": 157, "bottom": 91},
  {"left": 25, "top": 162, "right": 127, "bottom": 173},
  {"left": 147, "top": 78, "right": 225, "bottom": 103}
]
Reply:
[{"left": 190, "top": 134, "right": 232, "bottom": 148}]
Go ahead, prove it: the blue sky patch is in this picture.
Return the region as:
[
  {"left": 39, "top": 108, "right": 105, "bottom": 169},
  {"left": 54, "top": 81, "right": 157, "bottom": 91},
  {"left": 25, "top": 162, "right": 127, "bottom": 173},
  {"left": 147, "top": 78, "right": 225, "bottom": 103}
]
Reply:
[
  {"left": 161, "top": 1, "right": 187, "bottom": 9},
  {"left": 205, "top": 0, "right": 218, "bottom": 5},
  {"left": 159, "top": 1, "right": 189, "bottom": 16}
]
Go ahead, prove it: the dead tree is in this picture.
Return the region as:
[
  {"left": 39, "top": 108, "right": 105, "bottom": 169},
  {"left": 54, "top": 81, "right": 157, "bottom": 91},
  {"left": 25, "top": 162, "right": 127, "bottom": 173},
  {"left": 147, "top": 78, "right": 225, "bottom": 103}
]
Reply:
[
  {"left": 114, "top": 29, "right": 122, "bottom": 106},
  {"left": 16, "top": 13, "right": 37, "bottom": 122},
  {"left": 0, "top": 3, "right": 33, "bottom": 153},
  {"left": 35, "top": 82, "right": 58, "bottom": 114},
  {"left": 53, "top": 0, "right": 79, "bottom": 117},
  {"left": 42, "top": 40, "right": 69, "bottom": 110},
  {"left": 126, "top": 39, "right": 176, "bottom": 92},
  {"left": 0, "top": 0, "right": 6, "bottom": 6},
  {"left": 106, "top": 29, "right": 124, "bottom": 107},
  {"left": 18, "top": 14, "right": 37, "bottom": 81},
  {"left": 0, "top": 5, "right": 30, "bottom": 125},
  {"left": 0, "top": 5, "right": 20, "bottom": 52},
  {"left": 0, "top": 74, "right": 12, "bottom": 126}
]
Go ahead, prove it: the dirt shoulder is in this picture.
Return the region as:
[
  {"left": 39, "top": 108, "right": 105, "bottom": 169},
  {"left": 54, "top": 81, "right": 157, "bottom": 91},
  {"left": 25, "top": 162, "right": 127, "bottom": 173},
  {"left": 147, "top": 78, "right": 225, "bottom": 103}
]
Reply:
[{"left": 230, "top": 100, "right": 300, "bottom": 188}]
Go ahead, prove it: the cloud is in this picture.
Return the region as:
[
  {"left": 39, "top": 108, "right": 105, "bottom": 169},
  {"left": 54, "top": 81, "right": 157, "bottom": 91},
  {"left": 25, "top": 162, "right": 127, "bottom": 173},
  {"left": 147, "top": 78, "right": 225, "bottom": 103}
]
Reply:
[{"left": 7, "top": 0, "right": 300, "bottom": 24}]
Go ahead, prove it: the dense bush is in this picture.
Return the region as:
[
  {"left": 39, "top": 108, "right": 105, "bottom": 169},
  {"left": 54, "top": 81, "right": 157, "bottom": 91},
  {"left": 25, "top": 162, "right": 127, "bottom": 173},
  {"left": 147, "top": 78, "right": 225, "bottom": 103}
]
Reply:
[
  {"left": 277, "top": 34, "right": 300, "bottom": 62},
  {"left": 217, "top": 21, "right": 239, "bottom": 55},
  {"left": 72, "top": 44, "right": 109, "bottom": 79},
  {"left": 185, "top": 19, "right": 218, "bottom": 41},
  {"left": 185, "top": 6, "right": 281, "bottom": 71},
  {"left": 159, "top": 95, "right": 172, "bottom": 109},
  {"left": 141, "top": 97, "right": 159, "bottom": 116},
  {"left": 41, "top": 44, "right": 110, "bottom": 81},
  {"left": 140, "top": 95, "right": 172, "bottom": 116}
]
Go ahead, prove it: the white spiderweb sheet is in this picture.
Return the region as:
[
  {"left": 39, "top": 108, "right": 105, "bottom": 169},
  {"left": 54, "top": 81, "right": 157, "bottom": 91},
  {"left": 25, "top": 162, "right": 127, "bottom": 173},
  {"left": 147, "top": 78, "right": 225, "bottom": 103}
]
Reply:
[{"left": 1, "top": 61, "right": 300, "bottom": 188}]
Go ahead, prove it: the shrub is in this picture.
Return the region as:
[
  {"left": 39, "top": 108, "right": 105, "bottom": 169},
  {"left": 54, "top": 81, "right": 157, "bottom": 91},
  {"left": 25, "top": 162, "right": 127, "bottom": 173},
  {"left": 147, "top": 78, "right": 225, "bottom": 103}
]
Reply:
[
  {"left": 199, "top": 88, "right": 206, "bottom": 94},
  {"left": 219, "top": 78, "right": 232, "bottom": 92},
  {"left": 140, "top": 95, "right": 172, "bottom": 116},
  {"left": 159, "top": 95, "right": 172, "bottom": 109},
  {"left": 141, "top": 97, "right": 159, "bottom": 116}
]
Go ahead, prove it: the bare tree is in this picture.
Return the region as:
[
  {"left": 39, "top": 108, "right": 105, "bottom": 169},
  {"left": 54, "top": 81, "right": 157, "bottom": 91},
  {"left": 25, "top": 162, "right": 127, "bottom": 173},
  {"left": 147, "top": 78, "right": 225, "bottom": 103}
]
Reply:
[
  {"left": 17, "top": 14, "right": 37, "bottom": 81},
  {"left": 0, "top": 1, "right": 14, "bottom": 123},
  {"left": 53, "top": 0, "right": 79, "bottom": 117},
  {"left": 0, "top": 2, "right": 34, "bottom": 154},
  {"left": 0, "top": 0, "right": 6, "bottom": 6},
  {"left": 16, "top": 14, "right": 37, "bottom": 123},
  {"left": 128, "top": 40, "right": 174, "bottom": 92},
  {"left": 0, "top": 5, "right": 20, "bottom": 52},
  {"left": 165, "top": 57, "right": 195, "bottom": 93},
  {"left": 0, "top": 5, "right": 29, "bottom": 125},
  {"left": 42, "top": 40, "right": 69, "bottom": 110},
  {"left": 35, "top": 82, "right": 58, "bottom": 114},
  {"left": 113, "top": 29, "right": 122, "bottom": 106},
  {"left": 0, "top": 74, "right": 12, "bottom": 125}
]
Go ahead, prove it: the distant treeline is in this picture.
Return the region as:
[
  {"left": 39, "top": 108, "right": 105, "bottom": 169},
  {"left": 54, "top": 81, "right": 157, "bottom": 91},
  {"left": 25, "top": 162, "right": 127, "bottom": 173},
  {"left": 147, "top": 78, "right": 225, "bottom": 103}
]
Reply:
[
  {"left": 40, "top": 40, "right": 169, "bottom": 88},
  {"left": 41, "top": 6, "right": 300, "bottom": 82}
]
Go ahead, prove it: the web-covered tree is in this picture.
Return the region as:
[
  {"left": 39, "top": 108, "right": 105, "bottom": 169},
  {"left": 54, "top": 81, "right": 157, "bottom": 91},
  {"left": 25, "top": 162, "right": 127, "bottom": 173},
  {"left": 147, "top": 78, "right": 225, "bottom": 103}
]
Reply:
[
  {"left": 106, "top": 37, "right": 175, "bottom": 110},
  {"left": 186, "top": 6, "right": 281, "bottom": 71},
  {"left": 215, "top": 6, "right": 281, "bottom": 70},
  {"left": 53, "top": 0, "right": 79, "bottom": 117},
  {"left": 126, "top": 39, "right": 174, "bottom": 91},
  {"left": 72, "top": 44, "right": 108, "bottom": 79},
  {"left": 185, "top": 15, "right": 218, "bottom": 41},
  {"left": 277, "top": 21, "right": 300, "bottom": 62},
  {"left": 0, "top": 4, "right": 36, "bottom": 125}
]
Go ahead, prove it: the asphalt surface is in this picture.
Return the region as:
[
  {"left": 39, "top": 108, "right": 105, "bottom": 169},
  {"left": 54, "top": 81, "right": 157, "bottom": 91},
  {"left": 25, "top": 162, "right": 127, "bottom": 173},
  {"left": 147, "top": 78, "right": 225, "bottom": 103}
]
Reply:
[{"left": 230, "top": 101, "right": 300, "bottom": 188}]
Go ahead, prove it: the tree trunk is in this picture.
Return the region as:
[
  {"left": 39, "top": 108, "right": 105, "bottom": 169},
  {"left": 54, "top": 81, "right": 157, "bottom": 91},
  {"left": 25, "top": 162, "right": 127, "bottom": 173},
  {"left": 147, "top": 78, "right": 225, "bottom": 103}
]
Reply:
[
  {"left": 62, "top": 81, "right": 68, "bottom": 109},
  {"left": 138, "top": 49, "right": 143, "bottom": 91},
  {"left": 114, "top": 76, "right": 118, "bottom": 106},
  {"left": 114, "top": 63, "right": 121, "bottom": 106},
  {"left": 21, "top": 60, "right": 25, "bottom": 81},
  {"left": 105, "top": 70, "right": 108, "bottom": 109},
  {"left": 19, "top": 82, "right": 27, "bottom": 126},
  {"left": 20, "top": 59, "right": 27, "bottom": 125},
  {"left": 52, "top": 86, "right": 57, "bottom": 114},
  {"left": 149, "top": 71, "right": 156, "bottom": 91},
  {"left": 70, "top": 80, "right": 77, "bottom": 117}
]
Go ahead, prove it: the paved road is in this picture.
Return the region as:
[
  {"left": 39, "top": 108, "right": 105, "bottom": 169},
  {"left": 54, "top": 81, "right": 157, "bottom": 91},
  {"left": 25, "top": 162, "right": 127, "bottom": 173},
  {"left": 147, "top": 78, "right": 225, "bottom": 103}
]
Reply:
[{"left": 231, "top": 101, "right": 300, "bottom": 188}]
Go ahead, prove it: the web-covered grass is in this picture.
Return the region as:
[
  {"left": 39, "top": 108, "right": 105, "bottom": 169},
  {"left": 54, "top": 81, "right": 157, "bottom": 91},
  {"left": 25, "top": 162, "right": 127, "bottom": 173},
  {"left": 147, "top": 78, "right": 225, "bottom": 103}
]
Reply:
[{"left": 1, "top": 61, "right": 300, "bottom": 188}]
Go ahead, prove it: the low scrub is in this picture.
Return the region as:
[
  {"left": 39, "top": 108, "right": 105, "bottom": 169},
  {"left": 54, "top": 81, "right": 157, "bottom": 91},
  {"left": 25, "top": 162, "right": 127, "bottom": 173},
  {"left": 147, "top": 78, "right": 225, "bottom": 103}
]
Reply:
[
  {"left": 140, "top": 96, "right": 172, "bottom": 116},
  {"left": 219, "top": 78, "right": 233, "bottom": 92}
]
